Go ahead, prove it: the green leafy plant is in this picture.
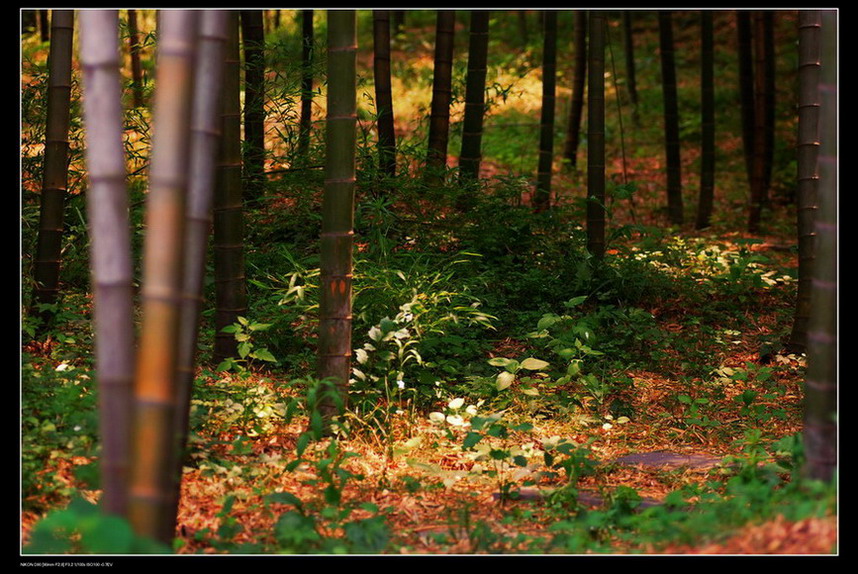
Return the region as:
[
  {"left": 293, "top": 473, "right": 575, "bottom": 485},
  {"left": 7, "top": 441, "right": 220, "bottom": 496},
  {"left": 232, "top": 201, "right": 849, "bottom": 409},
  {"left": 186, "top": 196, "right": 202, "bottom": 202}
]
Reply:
[{"left": 216, "top": 316, "right": 279, "bottom": 372}]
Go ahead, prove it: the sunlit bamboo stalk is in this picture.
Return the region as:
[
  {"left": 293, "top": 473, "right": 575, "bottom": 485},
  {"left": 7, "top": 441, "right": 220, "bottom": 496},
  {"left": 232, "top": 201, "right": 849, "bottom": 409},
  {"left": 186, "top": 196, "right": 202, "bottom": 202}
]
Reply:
[
  {"left": 171, "top": 9, "right": 229, "bottom": 532},
  {"left": 79, "top": 9, "right": 135, "bottom": 517},
  {"left": 129, "top": 9, "right": 200, "bottom": 544}
]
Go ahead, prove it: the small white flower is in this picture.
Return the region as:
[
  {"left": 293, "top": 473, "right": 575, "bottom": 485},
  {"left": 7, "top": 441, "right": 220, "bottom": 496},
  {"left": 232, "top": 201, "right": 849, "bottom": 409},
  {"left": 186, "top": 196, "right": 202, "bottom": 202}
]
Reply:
[
  {"left": 446, "top": 414, "right": 468, "bottom": 427},
  {"left": 602, "top": 422, "right": 613, "bottom": 430},
  {"left": 429, "top": 412, "right": 446, "bottom": 424},
  {"left": 396, "top": 379, "right": 405, "bottom": 390},
  {"left": 465, "top": 404, "right": 478, "bottom": 416}
]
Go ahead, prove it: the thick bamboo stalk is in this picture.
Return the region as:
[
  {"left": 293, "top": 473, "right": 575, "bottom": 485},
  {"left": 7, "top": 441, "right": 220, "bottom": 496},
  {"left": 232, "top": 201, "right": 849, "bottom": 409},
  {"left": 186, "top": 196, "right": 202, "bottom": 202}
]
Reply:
[
  {"left": 318, "top": 10, "right": 357, "bottom": 417},
  {"left": 458, "top": 10, "right": 490, "bottom": 185},
  {"left": 373, "top": 10, "right": 396, "bottom": 178},
  {"left": 586, "top": 11, "right": 606, "bottom": 260},
  {"left": 79, "top": 9, "right": 135, "bottom": 517},
  {"left": 659, "top": 11, "right": 683, "bottom": 226},
  {"left": 425, "top": 11, "right": 455, "bottom": 184},
  {"left": 31, "top": 10, "right": 74, "bottom": 329},
  {"left": 696, "top": 10, "right": 716, "bottom": 230},
  {"left": 789, "top": 11, "right": 822, "bottom": 353},
  {"left": 129, "top": 10, "right": 200, "bottom": 544},
  {"left": 803, "top": 8, "right": 837, "bottom": 483},
  {"left": 534, "top": 10, "right": 557, "bottom": 212},
  {"left": 563, "top": 10, "right": 587, "bottom": 171},
  {"left": 213, "top": 13, "right": 248, "bottom": 363},
  {"left": 737, "top": 12, "right": 756, "bottom": 213},
  {"left": 748, "top": 11, "right": 769, "bottom": 232},
  {"left": 171, "top": 9, "right": 229, "bottom": 531},
  {"left": 298, "top": 10, "right": 314, "bottom": 160}
]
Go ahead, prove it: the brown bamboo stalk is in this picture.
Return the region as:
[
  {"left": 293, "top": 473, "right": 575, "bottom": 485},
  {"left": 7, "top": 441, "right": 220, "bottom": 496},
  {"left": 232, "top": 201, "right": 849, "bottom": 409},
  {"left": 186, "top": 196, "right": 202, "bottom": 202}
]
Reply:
[
  {"left": 425, "top": 10, "right": 455, "bottom": 184},
  {"left": 31, "top": 10, "right": 74, "bottom": 330},
  {"left": 129, "top": 10, "right": 200, "bottom": 544},
  {"left": 240, "top": 10, "right": 266, "bottom": 199},
  {"left": 534, "top": 10, "right": 558, "bottom": 212},
  {"left": 563, "top": 10, "right": 587, "bottom": 171},
  {"left": 789, "top": 11, "right": 821, "bottom": 353},
  {"left": 79, "top": 9, "right": 135, "bottom": 517},
  {"left": 126, "top": 9, "right": 145, "bottom": 108},
  {"left": 586, "top": 11, "right": 606, "bottom": 259},
  {"left": 213, "top": 12, "right": 248, "bottom": 364},
  {"left": 802, "top": 9, "right": 837, "bottom": 483},
  {"left": 298, "top": 10, "right": 315, "bottom": 161},
  {"left": 318, "top": 10, "right": 357, "bottom": 418},
  {"left": 659, "top": 10, "right": 684, "bottom": 226},
  {"left": 171, "top": 9, "right": 229, "bottom": 532},
  {"left": 458, "top": 10, "right": 490, "bottom": 186}
]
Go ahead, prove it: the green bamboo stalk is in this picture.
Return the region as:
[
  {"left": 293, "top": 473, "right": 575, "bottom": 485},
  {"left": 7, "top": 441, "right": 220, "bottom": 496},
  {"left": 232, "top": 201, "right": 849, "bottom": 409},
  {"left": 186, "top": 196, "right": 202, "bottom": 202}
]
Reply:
[
  {"left": 789, "top": 11, "right": 821, "bottom": 354},
  {"left": 129, "top": 10, "right": 199, "bottom": 544},
  {"left": 373, "top": 10, "right": 396, "bottom": 179},
  {"left": 79, "top": 9, "right": 135, "bottom": 517},
  {"left": 213, "top": 12, "right": 248, "bottom": 364},
  {"left": 240, "top": 10, "right": 266, "bottom": 200},
  {"left": 586, "top": 11, "right": 606, "bottom": 259},
  {"left": 563, "top": 10, "right": 587, "bottom": 171},
  {"left": 534, "top": 10, "right": 558, "bottom": 212},
  {"left": 659, "top": 11, "right": 684, "bottom": 226},
  {"left": 318, "top": 10, "right": 357, "bottom": 418},
  {"left": 298, "top": 10, "right": 315, "bottom": 161},
  {"left": 425, "top": 10, "right": 455, "bottom": 184},
  {"left": 696, "top": 10, "right": 716, "bottom": 230},
  {"left": 171, "top": 9, "right": 229, "bottom": 531},
  {"left": 458, "top": 10, "right": 490, "bottom": 185},
  {"left": 802, "top": 8, "right": 837, "bottom": 483},
  {"left": 31, "top": 10, "right": 74, "bottom": 331}
]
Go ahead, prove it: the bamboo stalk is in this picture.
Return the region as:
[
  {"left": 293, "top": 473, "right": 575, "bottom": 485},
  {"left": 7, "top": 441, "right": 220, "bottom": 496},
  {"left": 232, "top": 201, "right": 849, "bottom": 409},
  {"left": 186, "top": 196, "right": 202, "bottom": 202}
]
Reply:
[
  {"left": 696, "top": 10, "right": 716, "bottom": 230},
  {"left": 129, "top": 10, "right": 200, "bottom": 544},
  {"left": 458, "top": 10, "right": 490, "bottom": 185},
  {"left": 659, "top": 11, "right": 684, "bottom": 226},
  {"left": 373, "top": 10, "right": 396, "bottom": 178},
  {"left": 803, "top": 9, "right": 837, "bottom": 483},
  {"left": 171, "top": 9, "right": 229, "bottom": 531},
  {"left": 789, "top": 11, "right": 822, "bottom": 353},
  {"left": 79, "top": 9, "right": 135, "bottom": 517},
  {"left": 534, "top": 11, "right": 558, "bottom": 212},
  {"left": 213, "top": 12, "right": 248, "bottom": 364},
  {"left": 31, "top": 10, "right": 74, "bottom": 330},
  {"left": 425, "top": 11, "right": 455, "bottom": 184},
  {"left": 318, "top": 10, "right": 357, "bottom": 418},
  {"left": 298, "top": 10, "right": 315, "bottom": 161},
  {"left": 586, "top": 11, "right": 606, "bottom": 259},
  {"left": 563, "top": 10, "right": 587, "bottom": 171}
]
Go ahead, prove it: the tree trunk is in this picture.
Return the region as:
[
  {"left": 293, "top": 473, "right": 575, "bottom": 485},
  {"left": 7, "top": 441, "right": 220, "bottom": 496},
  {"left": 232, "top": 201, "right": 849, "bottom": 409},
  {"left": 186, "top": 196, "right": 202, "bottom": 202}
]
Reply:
[
  {"left": 31, "top": 10, "right": 74, "bottom": 332},
  {"left": 171, "top": 9, "right": 230, "bottom": 532},
  {"left": 79, "top": 9, "right": 135, "bottom": 518},
  {"left": 748, "top": 10, "right": 771, "bottom": 232},
  {"left": 586, "top": 11, "right": 606, "bottom": 259},
  {"left": 563, "top": 10, "right": 587, "bottom": 172},
  {"left": 622, "top": 11, "right": 638, "bottom": 112},
  {"left": 658, "top": 11, "right": 684, "bottom": 226},
  {"left": 240, "top": 10, "right": 266, "bottom": 200},
  {"left": 534, "top": 10, "right": 558, "bottom": 212},
  {"left": 298, "top": 9, "right": 314, "bottom": 161},
  {"left": 458, "top": 10, "right": 490, "bottom": 186},
  {"left": 126, "top": 9, "right": 145, "bottom": 108},
  {"left": 318, "top": 10, "right": 357, "bottom": 419},
  {"left": 129, "top": 10, "right": 200, "bottom": 545},
  {"left": 788, "top": 11, "right": 822, "bottom": 354},
  {"left": 802, "top": 8, "right": 837, "bottom": 484},
  {"left": 373, "top": 10, "right": 396, "bottom": 178},
  {"left": 213, "top": 13, "right": 248, "bottom": 364},
  {"left": 696, "top": 10, "right": 716, "bottom": 230},
  {"left": 425, "top": 10, "right": 455, "bottom": 184}
]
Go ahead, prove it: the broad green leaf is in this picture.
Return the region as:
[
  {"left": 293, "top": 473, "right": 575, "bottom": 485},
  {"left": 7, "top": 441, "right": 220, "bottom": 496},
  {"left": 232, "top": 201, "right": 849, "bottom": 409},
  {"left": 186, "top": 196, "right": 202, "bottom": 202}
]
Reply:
[
  {"left": 520, "top": 357, "right": 550, "bottom": 370},
  {"left": 488, "top": 357, "right": 516, "bottom": 368},
  {"left": 496, "top": 371, "right": 515, "bottom": 391},
  {"left": 462, "top": 431, "right": 483, "bottom": 449},
  {"left": 251, "top": 348, "right": 277, "bottom": 362},
  {"left": 520, "top": 387, "right": 540, "bottom": 396}
]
